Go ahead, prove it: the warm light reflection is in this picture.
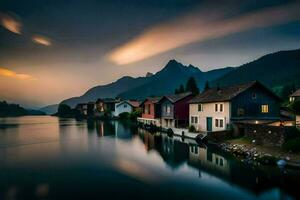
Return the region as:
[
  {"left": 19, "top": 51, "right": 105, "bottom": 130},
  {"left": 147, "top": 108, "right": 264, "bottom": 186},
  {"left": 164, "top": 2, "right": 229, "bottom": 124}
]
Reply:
[
  {"left": 0, "top": 67, "right": 36, "bottom": 80},
  {"left": 32, "top": 35, "right": 52, "bottom": 46},
  {"left": 0, "top": 13, "right": 22, "bottom": 34},
  {"left": 108, "top": 2, "right": 300, "bottom": 65}
]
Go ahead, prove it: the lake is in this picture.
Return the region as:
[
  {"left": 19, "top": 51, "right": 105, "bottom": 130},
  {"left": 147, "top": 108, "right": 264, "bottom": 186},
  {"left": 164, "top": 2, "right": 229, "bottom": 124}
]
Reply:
[{"left": 0, "top": 116, "right": 299, "bottom": 200}]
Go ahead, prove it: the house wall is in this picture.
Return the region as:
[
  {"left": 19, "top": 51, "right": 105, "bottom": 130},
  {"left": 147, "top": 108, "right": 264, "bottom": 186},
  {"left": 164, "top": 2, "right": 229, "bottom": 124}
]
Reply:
[
  {"left": 189, "top": 102, "right": 230, "bottom": 132},
  {"left": 296, "top": 115, "right": 300, "bottom": 128},
  {"left": 160, "top": 98, "right": 174, "bottom": 119},
  {"left": 174, "top": 95, "right": 194, "bottom": 121},
  {"left": 141, "top": 100, "right": 157, "bottom": 119},
  {"left": 114, "top": 101, "right": 133, "bottom": 117},
  {"left": 230, "top": 85, "right": 280, "bottom": 120}
]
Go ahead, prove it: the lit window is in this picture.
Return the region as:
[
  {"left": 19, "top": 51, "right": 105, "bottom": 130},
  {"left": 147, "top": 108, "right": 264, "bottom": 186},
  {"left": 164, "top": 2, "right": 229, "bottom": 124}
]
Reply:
[
  {"left": 215, "top": 104, "right": 218, "bottom": 112},
  {"left": 198, "top": 104, "right": 203, "bottom": 111},
  {"left": 261, "top": 105, "right": 269, "bottom": 113},
  {"left": 220, "top": 104, "right": 223, "bottom": 112}
]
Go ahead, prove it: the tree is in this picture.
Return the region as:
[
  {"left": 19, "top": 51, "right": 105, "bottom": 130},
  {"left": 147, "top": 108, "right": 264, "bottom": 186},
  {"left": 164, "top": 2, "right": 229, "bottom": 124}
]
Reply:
[
  {"left": 57, "top": 104, "right": 73, "bottom": 117},
  {"left": 185, "top": 77, "right": 199, "bottom": 95},
  {"left": 204, "top": 81, "right": 210, "bottom": 91},
  {"left": 179, "top": 84, "right": 185, "bottom": 93},
  {"left": 174, "top": 88, "right": 179, "bottom": 94},
  {"left": 280, "top": 83, "right": 296, "bottom": 100}
]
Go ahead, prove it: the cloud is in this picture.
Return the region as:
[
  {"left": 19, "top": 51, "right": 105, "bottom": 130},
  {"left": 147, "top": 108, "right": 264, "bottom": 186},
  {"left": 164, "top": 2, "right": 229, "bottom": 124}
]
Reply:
[
  {"left": 0, "top": 67, "right": 36, "bottom": 80},
  {"left": 32, "top": 35, "right": 52, "bottom": 46},
  {"left": 108, "top": 2, "right": 300, "bottom": 65},
  {"left": 0, "top": 13, "right": 22, "bottom": 34}
]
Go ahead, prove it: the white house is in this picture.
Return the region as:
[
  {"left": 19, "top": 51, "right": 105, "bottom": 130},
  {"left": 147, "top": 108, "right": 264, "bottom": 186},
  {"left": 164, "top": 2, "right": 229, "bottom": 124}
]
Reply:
[
  {"left": 114, "top": 100, "right": 140, "bottom": 117},
  {"left": 189, "top": 81, "right": 281, "bottom": 132}
]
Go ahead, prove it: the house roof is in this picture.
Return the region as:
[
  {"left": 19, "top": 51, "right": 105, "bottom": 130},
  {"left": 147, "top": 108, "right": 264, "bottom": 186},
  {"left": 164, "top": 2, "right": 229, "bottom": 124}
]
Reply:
[
  {"left": 140, "top": 97, "right": 161, "bottom": 105},
  {"left": 162, "top": 92, "right": 193, "bottom": 103},
  {"left": 290, "top": 89, "right": 300, "bottom": 97},
  {"left": 127, "top": 100, "right": 140, "bottom": 108},
  {"left": 97, "top": 98, "right": 120, "bottom": 103},
  {"left": 189, "top": 81, "right": 280, "bottom": 104}
]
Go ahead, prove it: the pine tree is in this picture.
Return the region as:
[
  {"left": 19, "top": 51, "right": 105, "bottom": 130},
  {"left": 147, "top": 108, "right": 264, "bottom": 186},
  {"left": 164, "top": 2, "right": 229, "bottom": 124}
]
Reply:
[
  {"left": 185, "top": 77, "right": 199, "bottom": 95},
  {"left": 179, "top": 84, "right": 185, "bottom": 93},
  {"left": 174, "top": 88, "right": 179, "bottom": 94}
]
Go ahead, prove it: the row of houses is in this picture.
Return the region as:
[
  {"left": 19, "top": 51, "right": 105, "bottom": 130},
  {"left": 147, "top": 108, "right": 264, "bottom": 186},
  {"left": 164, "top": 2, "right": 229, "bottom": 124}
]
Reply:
[
  {"left": 75, "top": 98, "right": 140, "bottom": 118},
  {"left": 75, "top": 81, "right": 299, "bottom": 132},
  {"left": 138, "top": 81, "right": 298, "bottom": 132}
]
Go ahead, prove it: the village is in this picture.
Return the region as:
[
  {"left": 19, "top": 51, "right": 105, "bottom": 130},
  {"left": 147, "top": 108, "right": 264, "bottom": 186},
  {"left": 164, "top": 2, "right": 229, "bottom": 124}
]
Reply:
[{"left": 73, "top": 80, "right": 300, "bottom": 166}]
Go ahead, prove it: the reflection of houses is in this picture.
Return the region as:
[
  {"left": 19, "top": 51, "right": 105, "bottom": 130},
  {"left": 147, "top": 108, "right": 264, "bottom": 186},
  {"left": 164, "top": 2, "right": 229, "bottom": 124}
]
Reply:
[
  {"left": 189, "top": 81, "right": 281, "bottom": 132},
  {"left": 138, "top": 97, "right": 162, "bottom": 126},
  {"left": 188, "top": 145, "right": 230, "bottom": 178},
  {"left": 158, "top": 92, "right": 194, "bottom": 128}
]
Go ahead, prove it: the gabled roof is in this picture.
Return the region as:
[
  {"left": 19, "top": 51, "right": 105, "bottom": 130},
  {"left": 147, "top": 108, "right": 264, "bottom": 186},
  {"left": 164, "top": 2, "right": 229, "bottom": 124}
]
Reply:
[
  {"left": 127, "top": 100, "right": 140, "bottom": 108},
  {"left": 162, "top": 92, "right": 193, "bottom": 103},
  {"left": 189, "top": 81, "right": 280, "bottom": 104},
  {"left": 140, "top": 97, "right": 162, "bottom": 105},
  {"left": 290, "top": 89, "right": 300, "bottom": 97}
]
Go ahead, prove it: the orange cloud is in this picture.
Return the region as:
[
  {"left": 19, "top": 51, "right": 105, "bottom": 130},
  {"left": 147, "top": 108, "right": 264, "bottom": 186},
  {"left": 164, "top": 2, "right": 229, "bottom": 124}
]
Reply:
[
  {"left": 0, "top": 13, "right": 22, "bottom": 34},
  {"left": 32, "top": 35, "right": 52, "bottom": 46},
  {"left": 108, "top": 2, "right": 300, "bottom": 65},
  {"left": 0, "top": 67, "right": 36, "bottom": 80}
]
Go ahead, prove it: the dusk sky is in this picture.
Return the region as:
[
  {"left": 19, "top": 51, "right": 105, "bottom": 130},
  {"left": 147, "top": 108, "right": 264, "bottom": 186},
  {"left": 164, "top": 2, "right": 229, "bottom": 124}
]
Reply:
[{"left": 1, "top": 0, "right": 300, "bottom": 108}]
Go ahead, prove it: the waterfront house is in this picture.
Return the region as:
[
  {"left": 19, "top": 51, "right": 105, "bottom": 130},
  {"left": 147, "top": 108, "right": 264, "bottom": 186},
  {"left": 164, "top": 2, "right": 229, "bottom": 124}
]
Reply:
[
  {"left": 138, "top": 97, "right": 161, "bottom": 126},
  {"left": 95, "top": 98, "right": 120, "bottom": 117},
  {"left": 289, "top": 89, "right": 300, "bottom": 102},
  {"left": 159, "top": 92, "right": 194, "bottom": 128},
  {"left": 189, "top": 81, "right": 281, "bottom": 132},
  {"left": 75, "top": 102, "right": 95, "bottom": 116},
  {"left": 114, "top": 100, "right": 140, "bottom": 117}
]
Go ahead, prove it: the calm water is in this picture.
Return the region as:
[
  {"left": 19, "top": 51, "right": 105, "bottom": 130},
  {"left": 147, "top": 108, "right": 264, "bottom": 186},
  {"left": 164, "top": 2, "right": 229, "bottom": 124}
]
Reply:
[{"left": 0, "top": 116, "right": 299, "bottom": 200}]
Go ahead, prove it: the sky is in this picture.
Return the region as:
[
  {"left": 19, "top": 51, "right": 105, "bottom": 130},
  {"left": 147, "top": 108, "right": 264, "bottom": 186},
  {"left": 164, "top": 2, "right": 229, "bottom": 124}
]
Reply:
[{"left": 0, "top": 0, "right": 300, "bottom": 108}]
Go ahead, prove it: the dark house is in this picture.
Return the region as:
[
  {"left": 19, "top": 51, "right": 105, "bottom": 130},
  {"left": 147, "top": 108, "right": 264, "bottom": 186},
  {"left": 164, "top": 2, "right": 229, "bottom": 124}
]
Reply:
[
  {"left": 159, "top": 92, "right": 194, "bottom": 128},
  {"left": 189, "top": 81, "right": 281, "bottom": 132}
]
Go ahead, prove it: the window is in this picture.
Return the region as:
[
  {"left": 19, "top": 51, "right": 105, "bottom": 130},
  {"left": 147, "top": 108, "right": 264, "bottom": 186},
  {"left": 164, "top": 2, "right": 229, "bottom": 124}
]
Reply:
[
  {"left": 191, "top": 116, "right": 198, "bottom": 124},
  {"left": 198, "top": 104, "right": 203, "bottom": 111},
  {"left": 261, "top": 105, "right": 269, "bottom": 113},
  {"left": 215, "top": 104, "right": 218, "bottom": 112},
  {"left": 215, "top": 119, "right": 219, "bottom": 127},
  {"left": 166, "top": 105, "right": 171, "bottom": 114},
  {"left": 195, "top": 117, "right": 198, "bottom": 124},
  {"left": 220, "top": 158, "right": 223, "bottom": 166},
  {"left": 191, "top": 117, "right": 194, "bottom": 123},
  {"left": 124, "top": 104, "right": 127, "bottom": 108},
  {"left": 220, "top": 104, "right": 223, "bottom": 112},
  {"left": 252, "top": 93, "right": 257, "bottom": 99},
  {"left": 220, "top": 119, "right": 224, "bottom": 128}
]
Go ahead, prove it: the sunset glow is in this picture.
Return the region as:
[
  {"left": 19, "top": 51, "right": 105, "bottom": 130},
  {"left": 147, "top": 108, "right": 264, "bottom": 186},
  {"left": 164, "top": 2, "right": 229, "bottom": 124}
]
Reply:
[
  {"left": 0, "top": 67, "right": 35, "bottom": 80},
  {"left": 0, "top": 13, "right": 22, "bottom": 34},
  {"left": 108, "top": 2, "right": 300, "bottom": 65},
  {"left": 32, "top": 35, "right": 52, "bottom": 46}
]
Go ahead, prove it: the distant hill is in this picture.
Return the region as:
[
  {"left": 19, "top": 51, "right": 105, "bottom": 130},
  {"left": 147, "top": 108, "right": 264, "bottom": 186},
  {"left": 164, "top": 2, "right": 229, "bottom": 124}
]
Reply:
[
  {"left": 39, "top": 104, "right": 59, "bottom": 115},
  {"left": 118, "top": 60, "right": 233, "bottom": 99},
  {"left": 213, "top": 49, "right": 300, "bottom": 89},
  {"left": 60, "top": 60, "right": 233, "bottom": 108},
  {"left": 0, "top": 101, "right": 45, "bottom": 117}
]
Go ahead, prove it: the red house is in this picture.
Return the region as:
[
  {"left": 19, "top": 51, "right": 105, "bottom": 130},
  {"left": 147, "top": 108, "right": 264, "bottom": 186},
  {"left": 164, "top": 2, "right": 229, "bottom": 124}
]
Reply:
[
  {"left": 158, "top": 92, "right": 194, "bottom": 128},
  {"left": 138, "top": 97, "right": 162, "bottom": 126}
]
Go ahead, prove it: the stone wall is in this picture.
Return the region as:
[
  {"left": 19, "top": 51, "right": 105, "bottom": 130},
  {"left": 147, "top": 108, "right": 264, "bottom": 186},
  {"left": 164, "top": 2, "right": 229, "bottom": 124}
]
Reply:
[
  {"left": 233, "top": 123, "right": 296, "bottom": 147},
  {"left": 207, "top": 130, "right": 232, "bottom": 142}
]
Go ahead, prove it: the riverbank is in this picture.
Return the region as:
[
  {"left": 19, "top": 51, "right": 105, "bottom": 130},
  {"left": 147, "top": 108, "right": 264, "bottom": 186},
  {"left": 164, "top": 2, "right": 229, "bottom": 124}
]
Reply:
[{"left": 213, "top": 137, "right": 300, "bottom": 167}]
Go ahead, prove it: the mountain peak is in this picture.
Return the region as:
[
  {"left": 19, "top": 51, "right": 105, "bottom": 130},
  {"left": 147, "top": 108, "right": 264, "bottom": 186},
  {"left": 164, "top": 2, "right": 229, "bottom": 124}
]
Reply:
[{"left": 163, "top": 59, "right": 184, "bottom": 71}]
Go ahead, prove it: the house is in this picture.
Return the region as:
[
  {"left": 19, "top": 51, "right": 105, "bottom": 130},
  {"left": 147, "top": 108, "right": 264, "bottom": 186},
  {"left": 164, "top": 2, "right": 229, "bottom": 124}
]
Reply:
[
  {"left": 289, "top": 89, "right": 300, "bottom": 102},
  {"left": 189, "top": 81, "right": 281, "bottom": 132},
  {"left": 296, "top": 115, "right": 300, "bottom": 128},
  {"left": 114, "top": 100, "right": 140, "bottom": 117},
  {"left": 158, "top": 92, "right": 194, "bottom": 128},
  {"left": 95, "top": 98, "right": 120, "bottom": 116},
  {"left": 137, "top": 97, "right": 161, "bottom": 126},
  {"left": 75, "top": 102, "right": 95, "bottom": 116}
]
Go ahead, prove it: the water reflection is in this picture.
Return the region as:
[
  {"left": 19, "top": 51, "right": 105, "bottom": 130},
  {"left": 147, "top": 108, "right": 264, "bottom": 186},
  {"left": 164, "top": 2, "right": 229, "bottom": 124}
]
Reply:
[{"left": 0, "top": 116, "right": 299, "bottom": 200}]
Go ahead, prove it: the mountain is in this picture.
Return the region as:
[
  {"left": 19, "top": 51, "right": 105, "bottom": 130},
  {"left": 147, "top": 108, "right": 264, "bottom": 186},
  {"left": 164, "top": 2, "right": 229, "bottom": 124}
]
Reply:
[
  {"left": 0, "top": 101, "right": 46, "bottom": 117},
  {"left": 39, "top": 104, "right": 59, "bottom": 115},
  {"left": 213, "top": 49, "right": 300, "bottom": 90},
  {"left": 118, "top": 60, "right": 233, "bottom": 99},
  {"left": 60, "top": 76, "right": 151, "bottom": 108},
  {"left": 60, "top": 60, "right": 233, "bottom": 108}
]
